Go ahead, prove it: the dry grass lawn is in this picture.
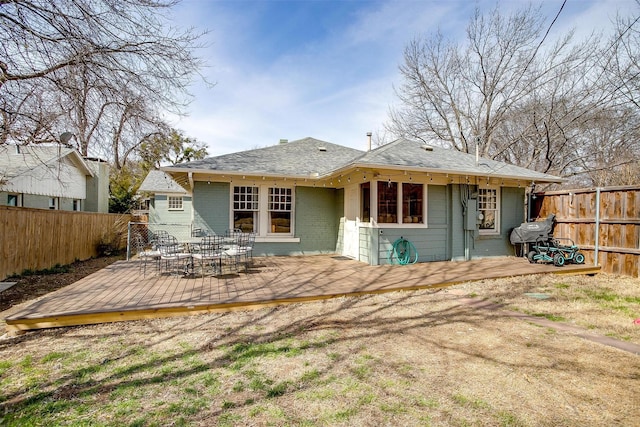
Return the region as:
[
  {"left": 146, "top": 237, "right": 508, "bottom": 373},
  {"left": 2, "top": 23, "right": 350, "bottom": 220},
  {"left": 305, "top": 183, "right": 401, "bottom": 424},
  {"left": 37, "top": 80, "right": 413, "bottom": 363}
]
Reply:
[{"left": 0, "top": 272, "right": 639, "bottom": 426}]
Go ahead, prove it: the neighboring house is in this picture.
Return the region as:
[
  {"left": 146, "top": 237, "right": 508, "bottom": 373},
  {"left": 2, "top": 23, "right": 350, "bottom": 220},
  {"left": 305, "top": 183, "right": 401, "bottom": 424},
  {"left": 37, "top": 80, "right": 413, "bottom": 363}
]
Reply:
[
  {"left": 157, "top": 137, "right": 562, "bottom": 265},
  {"left": 138, "top": 170, "right": 192, "bottom": 225},
  {"left": 0, "top": 145, "right": 109, "bottom": 213}
]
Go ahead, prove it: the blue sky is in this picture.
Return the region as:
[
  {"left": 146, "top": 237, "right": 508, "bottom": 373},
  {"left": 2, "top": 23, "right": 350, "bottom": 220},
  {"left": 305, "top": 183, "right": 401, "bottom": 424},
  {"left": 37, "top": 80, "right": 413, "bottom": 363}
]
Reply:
[{"left": 171, "top": 0, "right": 637, "bottom": 155}]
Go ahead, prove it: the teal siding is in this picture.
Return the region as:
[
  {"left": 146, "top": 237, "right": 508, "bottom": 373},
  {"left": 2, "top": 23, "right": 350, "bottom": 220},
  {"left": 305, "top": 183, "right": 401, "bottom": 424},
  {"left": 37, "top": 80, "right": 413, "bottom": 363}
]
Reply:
[
  {"left": 362, "top": 184, "right": 525, "bottom": 265},
  {"left": 149, "top": 194, "right": 192, "bottom": 225},
  {"left": 449, "top": 185, "right": 465, "bottom": 260},
  {"left": 471, "top": 187, "right": 524, "bottom": 258},
  {"left": 188, "top": 180, "right": 525, "bottom": 264},
  {"left": 366, "top": 185, "right": 450, "bottom": 265},
  {"left": 191, "top": 184, "right": 339, "bottom": 256},
  {"left": 295, "top": 186, "right": 339, "bottom": 253},
  {"left": 377, "top": 227, "right": 449, "bottom": 265},
  {"left": 193, "top": 182, "right": 229, "bottom": 235},
  {"left": 258, "top": 187, "right": 339, "bottom": 255}
]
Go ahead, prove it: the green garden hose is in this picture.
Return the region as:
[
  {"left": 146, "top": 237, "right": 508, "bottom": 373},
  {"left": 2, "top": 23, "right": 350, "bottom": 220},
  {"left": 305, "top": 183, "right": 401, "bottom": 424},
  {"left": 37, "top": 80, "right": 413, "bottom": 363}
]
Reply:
[{"left": 388, "top": 237, "right": 418, "bottom": 265}]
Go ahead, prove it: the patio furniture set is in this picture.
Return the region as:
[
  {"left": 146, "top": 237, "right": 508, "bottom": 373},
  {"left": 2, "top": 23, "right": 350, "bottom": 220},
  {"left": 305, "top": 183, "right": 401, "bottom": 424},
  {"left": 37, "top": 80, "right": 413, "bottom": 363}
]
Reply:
[{"left": 133, "top": 229, "right": 256, "bottom": 277}]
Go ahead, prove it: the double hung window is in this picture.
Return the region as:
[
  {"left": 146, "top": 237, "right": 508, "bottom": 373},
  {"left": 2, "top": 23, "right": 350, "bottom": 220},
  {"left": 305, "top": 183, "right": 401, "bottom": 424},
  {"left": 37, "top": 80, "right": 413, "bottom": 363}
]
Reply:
[
  {"left": 232, "top": 186, "right": 294, "bottom": 236},
  {"left": 269, "top": 188, "right": 292, "bottom": 233},
  {"left": 233, "top": 186, "right": 259, "bottom": 232},
  {"left": 478, "top": 188, "right": 499, "bottom": 234}
]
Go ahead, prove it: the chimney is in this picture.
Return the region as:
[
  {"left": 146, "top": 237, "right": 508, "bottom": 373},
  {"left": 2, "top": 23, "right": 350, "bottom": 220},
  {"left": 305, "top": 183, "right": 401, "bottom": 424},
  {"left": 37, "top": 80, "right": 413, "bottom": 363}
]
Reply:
[{"left": 366, "top": 132, "right": 372, "bottom": 151}]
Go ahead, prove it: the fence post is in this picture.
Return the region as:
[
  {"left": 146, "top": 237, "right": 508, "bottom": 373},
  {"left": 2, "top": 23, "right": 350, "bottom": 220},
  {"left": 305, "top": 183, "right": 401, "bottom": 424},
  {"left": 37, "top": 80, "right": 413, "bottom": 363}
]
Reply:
[
  {"left": 127, "top": 221, "right": 132, "bottom": 261},
  {"left": 594, "top": 187, "right": 601, "bottom": 267}
]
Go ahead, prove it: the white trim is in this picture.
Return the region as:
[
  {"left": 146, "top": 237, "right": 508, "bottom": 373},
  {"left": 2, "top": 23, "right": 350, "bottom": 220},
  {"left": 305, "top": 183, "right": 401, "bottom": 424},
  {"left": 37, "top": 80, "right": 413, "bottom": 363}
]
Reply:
[
  {"left": 256, "top": 236, "right": 301, "bottom": 243},
  {"left": 230, "top": 184, "right": 295, "bottom": 237},
  {"left": 478, "top": 186, "right": 500, "bottom": 235},
  {"left": 167, "top": 195, "right": 184, "bottom": 211},
  {"left": 368, "top": 180, "right": 429, "bottom": 228}
]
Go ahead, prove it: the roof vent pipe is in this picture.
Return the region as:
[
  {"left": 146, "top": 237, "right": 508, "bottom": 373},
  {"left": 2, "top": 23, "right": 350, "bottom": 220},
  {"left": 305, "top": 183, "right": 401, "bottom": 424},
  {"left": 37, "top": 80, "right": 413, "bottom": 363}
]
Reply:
[{"left": 366, "top": 132, "right": 372, "bottom": 151}]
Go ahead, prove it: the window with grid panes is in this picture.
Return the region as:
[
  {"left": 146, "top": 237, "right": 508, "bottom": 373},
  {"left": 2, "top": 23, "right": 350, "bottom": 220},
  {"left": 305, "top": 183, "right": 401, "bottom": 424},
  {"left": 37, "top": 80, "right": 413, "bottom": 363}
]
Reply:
[
  {"left": 167, "top": 196, "right": 183, "bottom": 210},
  {"left": 478, "top": 187, "right": 499, "bottom": 233},
  {"left": 233, "top": 186, "right": 259, "bottom": 232},
  {"left": 377, "top": 181, "right": 398, "bottom": 223},
  {"left": 269, "top": 187, "right": 292, "bottom": 233},
  {"left": 402, "top": 183, "right": 423, "bottom": 223}
]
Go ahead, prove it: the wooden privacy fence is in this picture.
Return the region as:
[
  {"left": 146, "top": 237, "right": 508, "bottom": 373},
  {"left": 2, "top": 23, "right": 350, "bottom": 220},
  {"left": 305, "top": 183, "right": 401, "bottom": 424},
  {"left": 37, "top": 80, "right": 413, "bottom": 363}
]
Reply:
[
  {"left": 0, "top": 206, "right": 131, "bottom": 280},
  {"left": 532, "top": 185, "right": 640, "bottom": 277}
]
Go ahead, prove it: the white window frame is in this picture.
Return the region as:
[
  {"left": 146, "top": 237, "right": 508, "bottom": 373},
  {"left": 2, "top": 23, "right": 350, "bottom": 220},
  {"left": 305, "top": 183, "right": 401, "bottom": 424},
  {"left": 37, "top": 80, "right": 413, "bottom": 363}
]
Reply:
[
  {"left": 49, "top": 197, "right": 59, "bottom": 210},
  {"left": 368, "top": 181, "right": 428, "bottom": 228},
  {"left": 268, "top": 187, "right": 293, "bottom": 234},
  {"left": 230, "top": 185, "right": 296, "bottom": 239},
  {"left": 478, "top": 187, "right": 500, "bottom": 235},
  {"left": 167, "top": 196, "right": 184, "bottom": 211},
  {"left": 72, "top": 199, "right": 82, "bottom": 211},
  {"left": 232, "top": 186, "right": 259, "bottom": 233}
]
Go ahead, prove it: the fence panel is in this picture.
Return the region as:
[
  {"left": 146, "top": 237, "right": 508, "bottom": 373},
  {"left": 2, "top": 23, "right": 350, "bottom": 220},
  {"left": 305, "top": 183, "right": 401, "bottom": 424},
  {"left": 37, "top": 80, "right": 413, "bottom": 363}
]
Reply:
[
  {"left": 533, "top": 185, "right": 640, "bottom": 277},
  {"left": 0, "top": 206, "right": 130, "bottom": 280}
]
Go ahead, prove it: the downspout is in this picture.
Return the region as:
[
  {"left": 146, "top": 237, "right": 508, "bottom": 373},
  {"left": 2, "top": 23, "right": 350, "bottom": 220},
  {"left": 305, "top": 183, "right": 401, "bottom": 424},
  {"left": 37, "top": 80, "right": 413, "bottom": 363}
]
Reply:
[{"left": 594, "top": 187, "right": 601, "bottom": 266}]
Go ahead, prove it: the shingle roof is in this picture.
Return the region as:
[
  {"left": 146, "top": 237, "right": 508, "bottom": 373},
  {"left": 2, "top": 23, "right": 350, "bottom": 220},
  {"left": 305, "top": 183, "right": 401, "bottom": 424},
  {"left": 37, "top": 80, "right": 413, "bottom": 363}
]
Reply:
[
  {"left": 163, "top": 137, "right": 562, "bottom": 183},
  {"left": 168, "top": 137, "right": 364, "bottom": 177},
  {"left": 138, "top": 170, "right": 188, "bottom": 194},
  {"left": 353, "top": 139, "right": 560, "bottom": 182}
]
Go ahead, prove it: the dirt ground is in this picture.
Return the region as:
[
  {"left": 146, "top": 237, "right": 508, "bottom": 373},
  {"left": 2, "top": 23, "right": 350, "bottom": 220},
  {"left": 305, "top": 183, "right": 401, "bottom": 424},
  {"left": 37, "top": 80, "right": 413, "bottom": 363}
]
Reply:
[
  {"left": 0, "top": 253, "right": 125, "bottom": 312},
  {"left": 0, "top": 258, "right": 639, "bottom": 426}
]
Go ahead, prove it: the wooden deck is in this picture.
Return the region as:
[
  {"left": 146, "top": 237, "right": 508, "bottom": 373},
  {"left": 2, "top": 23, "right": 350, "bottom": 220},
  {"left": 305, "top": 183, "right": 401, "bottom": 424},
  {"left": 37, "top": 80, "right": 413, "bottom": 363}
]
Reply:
[{"left": 4, "top": 255, "right": 600, "bottom": 332}]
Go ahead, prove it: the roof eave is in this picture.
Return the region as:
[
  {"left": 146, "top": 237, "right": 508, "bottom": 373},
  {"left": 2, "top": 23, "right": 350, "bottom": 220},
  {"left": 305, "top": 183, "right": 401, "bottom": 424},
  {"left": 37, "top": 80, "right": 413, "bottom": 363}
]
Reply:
[
  {"left": 320, "top": 162, "right": 564, "bottom": 184},
  {"left": 161, "top": 166, "right": 324, "bottom": 181}
]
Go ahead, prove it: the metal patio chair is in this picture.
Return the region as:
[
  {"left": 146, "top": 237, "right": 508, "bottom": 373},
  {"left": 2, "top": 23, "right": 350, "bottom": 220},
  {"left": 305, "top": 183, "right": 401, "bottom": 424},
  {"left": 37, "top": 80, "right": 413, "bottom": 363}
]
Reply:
[
  {"left": 133, "top": 234, "right": 161, "bottom": 276},
  {"left": 158, "top": 235, "right": 193, "bottom": 276},
  {"left": 191, "top": 235, "right": 224, "bottom": 277}
]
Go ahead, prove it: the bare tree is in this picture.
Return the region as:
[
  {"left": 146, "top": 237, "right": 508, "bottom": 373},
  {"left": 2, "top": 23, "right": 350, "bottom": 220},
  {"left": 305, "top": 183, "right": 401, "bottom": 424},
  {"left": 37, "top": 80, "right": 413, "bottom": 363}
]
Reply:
[
  {"left": 607, "top": 11, "right": 640, "bottom": 109},
  {"left": 386, "top": 3, "right": 619, "bottom": 182},
  {"left": 0, "top": 0, "right": 207, "bottom": 159}
]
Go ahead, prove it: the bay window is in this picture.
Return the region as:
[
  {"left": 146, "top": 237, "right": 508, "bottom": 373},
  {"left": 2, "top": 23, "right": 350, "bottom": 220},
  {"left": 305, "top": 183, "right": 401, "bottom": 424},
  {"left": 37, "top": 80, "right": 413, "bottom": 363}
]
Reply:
[
  {"left": 402, "top": 183, "right": 423, "bottom": 223},
  {"left": 377, "top": 181, "right": 398, "bottom": 223},
  {"left": 373, "top": 181, "right": 425, "bottom": 225}
]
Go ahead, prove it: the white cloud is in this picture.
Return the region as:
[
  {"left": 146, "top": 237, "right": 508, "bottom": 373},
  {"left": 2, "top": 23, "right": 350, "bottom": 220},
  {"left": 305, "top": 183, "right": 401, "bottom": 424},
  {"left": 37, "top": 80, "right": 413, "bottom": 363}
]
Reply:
[{"left": 171, "top": 0, "right": 639, "bottom": 157}]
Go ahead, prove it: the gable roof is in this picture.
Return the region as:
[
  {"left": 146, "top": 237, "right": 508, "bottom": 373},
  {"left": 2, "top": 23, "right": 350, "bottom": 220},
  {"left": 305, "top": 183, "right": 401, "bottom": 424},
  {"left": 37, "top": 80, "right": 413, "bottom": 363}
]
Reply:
[
  {"left": 166, "top": 137, "right": 364, "bottom": 177},
  {"left": 138, "top": 170, "right": 188, "bottom": 194},
  {"left": 0, "top": 145, "right": 94, "bottom": 179},
  {"left": 163, "top": 137, "right": 562, "bottom": 184}
]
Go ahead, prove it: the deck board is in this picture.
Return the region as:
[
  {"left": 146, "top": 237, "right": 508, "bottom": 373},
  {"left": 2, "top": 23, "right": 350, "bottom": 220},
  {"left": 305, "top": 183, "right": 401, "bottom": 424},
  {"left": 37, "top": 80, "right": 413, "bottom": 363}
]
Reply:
[{"left": 4, "top": 255, "right": 600, "bottom": 332}]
